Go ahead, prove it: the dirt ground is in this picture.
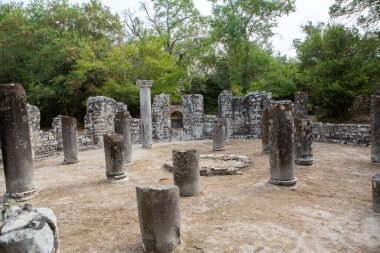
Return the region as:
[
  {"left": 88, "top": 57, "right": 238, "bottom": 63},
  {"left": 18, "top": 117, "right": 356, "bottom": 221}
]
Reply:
[{"left": 0, "top": 139, "right": 379, "bottom": 253}]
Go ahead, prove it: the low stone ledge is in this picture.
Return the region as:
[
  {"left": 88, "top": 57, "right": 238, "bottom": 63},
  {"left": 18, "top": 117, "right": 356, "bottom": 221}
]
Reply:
[{"left": 164, "top": 153, "right": 252, "bottom": 176}]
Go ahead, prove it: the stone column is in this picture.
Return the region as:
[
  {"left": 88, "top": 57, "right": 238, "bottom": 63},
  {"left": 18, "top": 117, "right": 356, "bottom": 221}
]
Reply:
[
  {"left": 213, "top": 118, "right": 226, "bottom": 151},
  {"left": 294, "top": 117, "right": 314, "bottom": 166},
  {"left": 217, "top": 117, "right": 230, "bottom": 144},
  {"left": 61, "top": 116, "right": 79, "bottom": 164},
  {"left": 173, "top": 150, "right": 200, "bottom": 197},
  {"left": 371, "top": 94, "right": 380, "bottom": 165},
  {"left": 136, "top": 185, "right": 181, "bottom": 253},
  {"left": 268, "top": 104, "right": 297, "bottom": 186},
  {"left": 261, "top": 107, "right": 270, "bottom": 154},
  {"left": 294, "top": 92, "right": 308, "bottom": 119},
  {"left": 373, "top": 173, "right": 380, "bottom": 213},
  {"left": 114, "top": 111, "right": 132, "bottom": 163},
  {"left": 137, "top": 80, "right": 154, "bottom": 148},
  {"left": 0, "top": 83, "right": 37, "bottom": 201},
  {"left": 103, "top": 133, "right": 127, "bottom": 182}
]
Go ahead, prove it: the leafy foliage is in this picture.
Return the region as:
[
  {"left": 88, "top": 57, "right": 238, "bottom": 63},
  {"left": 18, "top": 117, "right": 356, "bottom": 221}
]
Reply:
[
  {"left": 329, "top": 0, "right": 380, "bottom": 31},
  {"left": 294, "top": 23, "right": 380, "bottom": 117}
]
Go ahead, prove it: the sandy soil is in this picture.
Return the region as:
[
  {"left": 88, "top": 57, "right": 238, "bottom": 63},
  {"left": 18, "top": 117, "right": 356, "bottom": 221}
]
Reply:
[{"left": 0, "top": 139, "right": 379, "bottom": 253}]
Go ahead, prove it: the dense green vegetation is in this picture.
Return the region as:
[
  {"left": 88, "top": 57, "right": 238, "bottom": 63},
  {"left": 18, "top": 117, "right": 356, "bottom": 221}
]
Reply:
[{"left": 0, "top": 0, "right": 379, "bottom": 125}]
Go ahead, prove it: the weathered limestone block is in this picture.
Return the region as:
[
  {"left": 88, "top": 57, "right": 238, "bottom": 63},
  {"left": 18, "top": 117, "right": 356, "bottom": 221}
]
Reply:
[
  {"left": 261, "top": 107, "right": 270, "bottom": 153},
  {"left": 152, "top": 94, "right": 171, "bottom": 142},
  {"left": 213, "top": 118, "right": 226, "bottom": 151},
  {"left": 373, "top": 173, "right": 380, "bottom": 213},
  {"left": 137, "top": 80, "right": 154, "bottom": 148},
  {"left": 218, "top": 91, "right": 233, "bottom": 138},
  {"left": 81, "top": 96, "right": 128, "bottom": 148},
  {"left": 294, "top": 117, "right": 313, "bottom": 166},
  {"left": 0, "top": 203, "right": 59, "bottom": 253},
  {"left": 173, "top": 150, "right": 200, "bottom": 197},
  {"left": 114, "top": 112, "right": 132, "bottom": 163},
  {"left": 268, "top": 103, "right": 297, "bottom": 186},
  {"left": 182, "top": 94, "right": 204, "bottom": 140},
  {"left": 136, "top": 185, "right": 181, "bottom": 253},
  {"left": 61, "top": 116, "right": 79, "bottom": 164},
  {"left": 371, "top": 94, "right": 380, "bottom": 164},
  {"left": 294, "top": 92, "right": 308, "bottom": 119},
  {"left": 103, "top": 133, "right": 127, "bottom": 182},
  {"left": 0, "top": 84, "right": 37, "bottom": 201}
]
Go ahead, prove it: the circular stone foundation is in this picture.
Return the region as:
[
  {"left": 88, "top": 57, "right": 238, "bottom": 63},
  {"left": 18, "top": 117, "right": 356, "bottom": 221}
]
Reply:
[{"left": 164, "top": 154, "right": 252, "bottom": 176}]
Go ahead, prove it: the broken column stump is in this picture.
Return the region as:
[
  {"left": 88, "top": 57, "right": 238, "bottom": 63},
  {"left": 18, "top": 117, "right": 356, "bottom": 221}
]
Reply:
[
  {"left": 294, "top": 117, "right": 314, "bottom": 166},
  {"left": 103, "top": 133, "right": 127, "bottom": 182},
  {"left": 61, "top": 116, "right": 79, "bottom": 164},
  {"left": 371, "top": 94, "right": 380, "bottom": 165},
  {"left": 268, "top": 103, "right": 297, "bottom": 186},
  {"left": 0, "top": 203, "right": 59, "bottom": 253},
  {"left": 294, "top": 92, "right": 308, "bottom": 119},
  {"left": 136, "top": 185, "right": 181, "bottom": 253},
  {"left": 114, "top": 111, "right": 133, "bottom": 163},
  {"left": 0, "top": 83, "right": 37, "bottom": 201},
  {"left": 261, "top": 107, "right": 270, "bottom": 154},
  {"left": 173, "top": 150, "right": 200, "bottom": 197},
  {"left": 137, "top": 80, "right": 154, "bottom": 149},
  {"left": 213, "top": 118, "right": 226, "bottom": 151},
  {"left": 373, "top": 173, "right": 380, "bottom": 213}
]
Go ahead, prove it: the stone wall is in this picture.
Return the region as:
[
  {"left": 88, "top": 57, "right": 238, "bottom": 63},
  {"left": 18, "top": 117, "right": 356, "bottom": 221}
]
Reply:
[
  {"left": 152, "top": 93, "right": 204, "bottom": 142},
  {"left": 219, "top": 91, "right": 272, "bottom": 138},
  {"left": 313, "top": 122, "right": 371, "bottom": 146},
  {"left": 0, "top": 93, "right": 374, "bottom": 165},
  {"left": 79, "top": 96, "right": 128, "bottom": 148}
]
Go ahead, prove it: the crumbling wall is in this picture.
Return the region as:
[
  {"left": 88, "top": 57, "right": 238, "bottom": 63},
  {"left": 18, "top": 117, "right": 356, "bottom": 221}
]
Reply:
[
  {"left": 80, "top": 96, "right": 128, "bottom": 148},
  {"left": 203, "top": 115, "right": 216, "bottom": 138},
  {"left": 313, "top": 123, "right": 371, "bottom": 146},
  {"left": 152, "top": 93, "right": 203, "bottom": 142},
  {"left": 219, "top": 91, "right": 272, "bottom": 138}
]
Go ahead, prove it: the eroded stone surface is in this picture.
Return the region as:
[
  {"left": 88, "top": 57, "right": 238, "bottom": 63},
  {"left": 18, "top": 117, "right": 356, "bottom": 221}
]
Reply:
[
  {"left": 0, "top": 84, "right": 37, "bottom": 201},
  {"left": 371, "top": 94, "right": 380, "bottom": 164},
  {"left": 294, "top": 92, "right": 308, "bottom": 119},
  {"left": 61, "top": 116, "right": 78, "bottom": 164},
  {"left": 114, "top": 111, "right": 132, "bottom": 163},
  {"left": 0, "top": 203, "right": 59, "bottom": 253},
  {"left": 373, "top": 173, "right": 380, "bottom": 213},
  {"left": 294, "top": 117, "right": 313, "bottom": 166},
  {"left": 103, "top": 133, "right": 127, "bottom": 182},
  {"left": 268, "top": 103, "right": 297, "bottom": 186},
  {"left": 164, "top": 154, "right": 252, "bottom": 176},
  {"left": 173, "top": 150, "right": 200, "bottom": 197},
  {"left": 136, "top": 185, "right": 180, "bottom": 253}
]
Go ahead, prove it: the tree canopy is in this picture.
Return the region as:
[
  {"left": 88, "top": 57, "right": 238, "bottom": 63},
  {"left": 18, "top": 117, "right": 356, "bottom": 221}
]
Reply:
[{"left": 0, "top": 0, "right": 379, "bottom": 124}]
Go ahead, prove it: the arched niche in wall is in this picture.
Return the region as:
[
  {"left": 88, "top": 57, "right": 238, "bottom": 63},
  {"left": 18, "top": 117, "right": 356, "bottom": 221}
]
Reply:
[{"left": 170, "top": 111, "right": 183, "bottom": 129}]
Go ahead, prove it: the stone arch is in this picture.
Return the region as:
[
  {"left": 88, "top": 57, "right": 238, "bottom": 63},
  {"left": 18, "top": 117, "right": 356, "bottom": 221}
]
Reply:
[{"left": 170, "top": 111, "right": 183, "bottom": 129}]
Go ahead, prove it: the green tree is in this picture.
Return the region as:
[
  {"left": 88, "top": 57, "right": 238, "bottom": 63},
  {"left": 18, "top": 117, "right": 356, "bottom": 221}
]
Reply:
[
  {"left": 0, "top": 0, "right": 124, "bottom": 124},
  {"left": 294, "top": 23, "right": 380, "bottom": 117},
  {"left": 208, "top": 0, "right": 295, "bottom": 92},
  {"left": 329, "top": 0, "right": 380, "bottom": 31}
]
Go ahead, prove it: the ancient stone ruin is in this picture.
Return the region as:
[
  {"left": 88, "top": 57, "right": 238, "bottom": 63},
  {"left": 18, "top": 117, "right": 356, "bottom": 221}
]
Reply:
[
  {"left": 172, "top": 149, "right": 200, "bottom": 197},
  {"left": 268, "top": 103, "right": 297, "bottom": 186},
  {"left": 0, "top": 203, "right": 59, "bottom": 253},
  {"left": 136, "top": 185, "right": 181, "bottom": 253},
  {"left": 0, "top": 84, "right": 37, "bottom": 201},
  {"left": 0, "top": 90, "right": 374, "bottom": 166}
]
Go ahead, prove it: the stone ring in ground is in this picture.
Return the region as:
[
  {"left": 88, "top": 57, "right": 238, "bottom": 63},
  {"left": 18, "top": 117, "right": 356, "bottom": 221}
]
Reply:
[{"left": 164, "top": 154, "right": 252, "bottom": 176}]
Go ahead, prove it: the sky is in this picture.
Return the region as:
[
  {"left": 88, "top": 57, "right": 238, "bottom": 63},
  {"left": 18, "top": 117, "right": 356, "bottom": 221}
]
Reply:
[{"left": 3, "top": 0, "right": 338, "bottom": 57}]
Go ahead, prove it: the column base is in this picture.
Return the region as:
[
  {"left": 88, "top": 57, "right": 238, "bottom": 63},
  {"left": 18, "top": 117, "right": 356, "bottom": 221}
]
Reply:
[
  {"left": 4, "top": 187, "right": 38, "bottom": 202},
  {"left": 295, "top": 159, "right": 314, "bottom": 166},
  {"left": 262, "top": 150, "right": 270, "bottom": 154},
  {"left": 269, "top": 178, "right": 297, "bottom": 186},
  {"left": 125, "top": 161, "right": 134, "bottom": 166},
  {"left": 106, "top": 173, "right": 128, "bottom": 183},
  {"left": 213, "top": 147, "right": 226, "bottom": 151},
  {"left": 64, "top": 159, "right": 79, "bottom": 165}
]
